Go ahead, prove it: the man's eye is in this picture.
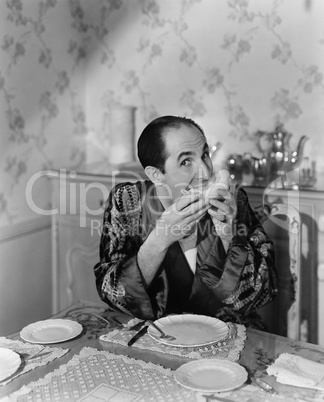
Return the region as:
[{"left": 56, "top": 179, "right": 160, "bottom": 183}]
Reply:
[
  {"left": 181, "top": 159, "right": 191, "bottom": 166},
  {"left": 202, "top": 152, "right": 210, "bottom": 159}
]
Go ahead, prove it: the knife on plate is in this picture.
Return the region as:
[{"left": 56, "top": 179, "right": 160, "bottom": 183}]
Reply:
[{"left": 127, "top": 324, "right": 148, "bottom": 346}]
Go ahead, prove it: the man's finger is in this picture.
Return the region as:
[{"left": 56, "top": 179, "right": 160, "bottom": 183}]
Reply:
[
  {"left": 186, "top": 204, "right": 209, "bottom": 223},
  {"left": 185, "top": 197, "right": 209, "bottom": 216},
  {"left": 209, "top": 198, "right": 232, "bottom": 215},
  {"left": 174, "top": 192, "right": 201, "bottom": 211},
  {"left": 208, "top": 208, "right": 226, "bottom": 222},
  {"left": 175, "top": 194, "right": 209, "bottom": 216}
]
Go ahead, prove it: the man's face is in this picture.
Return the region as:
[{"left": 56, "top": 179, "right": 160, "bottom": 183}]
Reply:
[{"left": 160, "top": 124, "right": 213, "bottom": 205}]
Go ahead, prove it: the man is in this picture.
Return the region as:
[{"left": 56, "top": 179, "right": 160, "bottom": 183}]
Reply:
[{"left": 94, "top": 116, "right": 277, "bottom": 328}]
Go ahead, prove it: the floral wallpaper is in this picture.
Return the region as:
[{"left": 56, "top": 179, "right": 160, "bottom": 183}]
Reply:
[{"left": 0, "top": 0, "right": 323, "bottom": 227}]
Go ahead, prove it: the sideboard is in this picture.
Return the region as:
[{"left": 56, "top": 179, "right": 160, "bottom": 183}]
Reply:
[
  {"left": 48, "top": 170, "right": 324, "bottom": 345},
  {"left": 245, "top": 185, "right": 324, "bottom": 346}
]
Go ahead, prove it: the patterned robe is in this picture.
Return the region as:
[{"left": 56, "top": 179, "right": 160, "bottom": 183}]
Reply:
[{"left": 94, "top": 180, "right": 278, "bottom": 328}]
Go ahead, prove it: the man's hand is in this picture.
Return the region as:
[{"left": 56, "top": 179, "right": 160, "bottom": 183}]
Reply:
[
  {"left": 207, "top": 188, "right": 237, "bottom": 248},
  {"left": 138, "top": 192, "right": 209, "bottom": 286},
  {"left": 155, "top": 192, "right": 209, "bottom": 248}
]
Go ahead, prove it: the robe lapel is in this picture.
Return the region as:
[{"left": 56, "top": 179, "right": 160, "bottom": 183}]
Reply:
[
  {"left": 196, "top": 215, "right": 226, "bottom": 278},
  {"left": 196, "top": 215, "right": 216, "bottom": 266}
]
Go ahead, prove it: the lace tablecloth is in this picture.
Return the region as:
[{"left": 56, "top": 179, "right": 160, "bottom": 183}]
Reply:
[
  {"left": 100, "top": 322, "right": 246, "bottom": 361},
  {"left": 0, "top": 337, "right": 68, "bottom": 385},
  {"left": 2, "top": 347, "right": 316, "bottom": 402}
]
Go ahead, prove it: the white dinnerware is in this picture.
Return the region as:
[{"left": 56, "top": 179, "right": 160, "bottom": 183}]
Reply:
[
  {"left": 174, "top": 358, "right": 247, "bottom": 392},
  {"left": 20, "top": 319, "right": 83, "bottom": 344},
  {"left": 0, "top": 348, "right": 21, "bottom": 382},
  {"left": 148, "top": 314, "right": 228, "bottom": 347}
]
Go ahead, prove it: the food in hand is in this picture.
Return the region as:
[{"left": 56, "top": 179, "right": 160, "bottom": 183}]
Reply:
[
  {"left": 204, "top": 169, "right": 230, "bottom": 200},
  {"left": 184, "top": 169, "right": 230, "bottom": 201}
]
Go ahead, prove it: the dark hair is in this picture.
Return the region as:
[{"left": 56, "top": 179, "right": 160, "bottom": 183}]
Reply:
[{"left": 137, "top": 115, "right": 205, "bottom": 173}]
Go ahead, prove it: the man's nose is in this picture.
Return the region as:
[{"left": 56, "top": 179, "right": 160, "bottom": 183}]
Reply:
[{"left": 196, "top": 162, "right": 211, "bottom": 180}]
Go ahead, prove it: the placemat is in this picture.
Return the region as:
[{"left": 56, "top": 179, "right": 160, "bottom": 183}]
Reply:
[
  {"left": 100, "top": 322, "right": 246, "bottom": 361},
  {"left": 2, "top": 347, "right": 312, "bottom": 402},
  {"left": 0, "top": 337, "right": 68, "bottom": 385}
]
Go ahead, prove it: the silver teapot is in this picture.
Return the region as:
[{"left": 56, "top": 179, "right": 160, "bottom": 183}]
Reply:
[{"left": 250, "top": 124, "right": 308, "bottom": 185}]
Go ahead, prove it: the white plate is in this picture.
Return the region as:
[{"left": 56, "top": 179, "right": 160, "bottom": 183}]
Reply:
[
  {"left": 20, "top": 319, "right": 83, "bottom": 344},
  {"left": 0, "top": 348, "right": 21, "bottom": 382},
  {"left": 147, "top": 314, "right": 228, "bottom": 347},
  {"left": 175, "top": 359, "right": 248, "bottom": 393}
]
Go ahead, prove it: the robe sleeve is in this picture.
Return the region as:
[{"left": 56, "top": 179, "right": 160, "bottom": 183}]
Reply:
[
  {"left": 93, "top": 182, "right": 168, "bottom": 319},
  {"left": 198, "top": 188, "right": 278, "bottom": 314}
]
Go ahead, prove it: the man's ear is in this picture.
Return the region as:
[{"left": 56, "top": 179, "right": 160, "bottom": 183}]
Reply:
[{"left": 144, "top": 166, "right": 164, "bottom": 185}]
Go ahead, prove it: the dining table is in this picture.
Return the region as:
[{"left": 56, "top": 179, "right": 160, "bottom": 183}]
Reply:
[{"left": 1, "top": 300, "right": 324, "bottom": 402}]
